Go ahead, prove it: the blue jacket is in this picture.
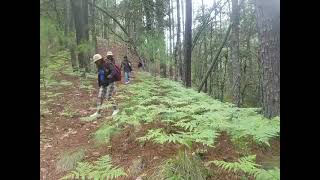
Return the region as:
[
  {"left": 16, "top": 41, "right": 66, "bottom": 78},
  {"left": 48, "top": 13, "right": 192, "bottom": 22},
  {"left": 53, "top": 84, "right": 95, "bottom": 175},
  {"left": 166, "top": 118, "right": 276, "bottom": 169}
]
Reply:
[{"left": 97, "top": 62, "right": 117, "bottom": 87}]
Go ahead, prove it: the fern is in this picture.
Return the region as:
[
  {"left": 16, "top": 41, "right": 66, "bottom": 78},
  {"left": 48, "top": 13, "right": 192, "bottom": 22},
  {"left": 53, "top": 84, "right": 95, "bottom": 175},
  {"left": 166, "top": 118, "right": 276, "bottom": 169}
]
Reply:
[
  {"left": 94, "top": 124, "right": 119, "bottom": 145},
  {"left": 256, "top": 167, "right": 280, "bottom": 180},
  {"left": 114, "top": 72, "right": 279, "bottom": 149},
  {"left": 61, "top": 155, "right": 126, "bottom": 180},
  {"left": 212, "top": 155, "right": 280, "bottom": 180}
]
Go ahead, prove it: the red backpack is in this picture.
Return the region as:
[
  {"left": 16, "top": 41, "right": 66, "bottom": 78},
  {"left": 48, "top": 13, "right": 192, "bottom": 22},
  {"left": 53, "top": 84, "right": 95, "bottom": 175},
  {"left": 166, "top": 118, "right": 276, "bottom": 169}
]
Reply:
[{"left": 111, "top": 63, "right": 121, "bottom": 81}]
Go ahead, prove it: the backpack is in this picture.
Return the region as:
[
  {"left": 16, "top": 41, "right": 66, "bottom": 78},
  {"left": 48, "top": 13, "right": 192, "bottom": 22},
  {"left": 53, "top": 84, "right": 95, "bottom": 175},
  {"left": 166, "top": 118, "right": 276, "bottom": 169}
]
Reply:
[
  {"left": 112, "top": 63, "right": 121, "bottom": 81},
  {"left": 103, "top": 62, "right": 121, "bottom": 82}
]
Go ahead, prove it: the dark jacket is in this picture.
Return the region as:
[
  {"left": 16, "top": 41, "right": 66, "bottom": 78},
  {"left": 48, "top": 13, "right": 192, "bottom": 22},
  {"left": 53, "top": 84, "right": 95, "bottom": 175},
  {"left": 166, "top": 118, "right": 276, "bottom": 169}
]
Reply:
[
  {"left": 121, "top": 60, "right": 132, "bottom": 72},
  {"left": 98, "top": 62, "right": 117, "bottom": 87}
]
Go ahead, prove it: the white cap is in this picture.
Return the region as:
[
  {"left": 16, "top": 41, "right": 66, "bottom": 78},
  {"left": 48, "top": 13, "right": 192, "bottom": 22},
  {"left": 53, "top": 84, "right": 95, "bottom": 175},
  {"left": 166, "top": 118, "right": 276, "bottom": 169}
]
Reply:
[{"left": 106, "top": 51, "right": 113, "bottom": 56}]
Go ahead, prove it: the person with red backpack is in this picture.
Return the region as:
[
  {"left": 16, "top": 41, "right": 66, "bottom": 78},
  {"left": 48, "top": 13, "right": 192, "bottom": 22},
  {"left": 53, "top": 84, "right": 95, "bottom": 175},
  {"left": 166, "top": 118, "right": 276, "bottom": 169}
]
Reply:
[{"left": 90, "top": 51, "right": 120, "bottom": 118}]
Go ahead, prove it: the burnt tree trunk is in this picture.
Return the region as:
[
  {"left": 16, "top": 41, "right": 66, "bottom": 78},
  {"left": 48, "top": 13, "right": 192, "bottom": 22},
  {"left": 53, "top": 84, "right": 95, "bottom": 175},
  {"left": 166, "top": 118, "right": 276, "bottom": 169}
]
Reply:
[{"left": 255, "top": 0, "right": 280, "bottom": 118}]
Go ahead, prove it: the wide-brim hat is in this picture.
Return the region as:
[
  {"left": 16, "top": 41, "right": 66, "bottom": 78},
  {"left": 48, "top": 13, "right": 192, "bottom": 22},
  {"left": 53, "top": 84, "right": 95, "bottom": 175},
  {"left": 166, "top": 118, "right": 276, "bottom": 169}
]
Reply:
[{"left": 93, "top": 54, "right": 103, "bottom": 63}]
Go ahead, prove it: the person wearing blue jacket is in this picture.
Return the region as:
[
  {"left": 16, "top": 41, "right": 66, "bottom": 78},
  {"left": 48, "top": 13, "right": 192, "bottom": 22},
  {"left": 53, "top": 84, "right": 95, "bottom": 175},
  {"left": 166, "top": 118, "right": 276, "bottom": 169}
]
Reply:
[{"left": 90, "top": 52, "right": 119, "bottom": 118}]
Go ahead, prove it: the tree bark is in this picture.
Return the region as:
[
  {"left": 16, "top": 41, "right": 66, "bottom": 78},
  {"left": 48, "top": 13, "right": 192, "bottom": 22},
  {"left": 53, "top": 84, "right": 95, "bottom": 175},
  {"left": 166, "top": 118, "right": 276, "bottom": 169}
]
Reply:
[
  {"left": 255, "top": 0, "right": 280, "bottom": 118},
  {"left": 184, "top": 0, "right": 192, "bottom": 87},
  {"left": 143, "top": 0, "right": 154, "bottom": 31},
  {"left": 231, "top": 0, "right": 241, "bottom": 106},
  {"left": 70, "top": 0, "right": 85, "bottom": 70},
  {"left": 91, "top": 0, "right": 97, "bottom": 53},
  {"left": 176, "top": 0, "right": 183, "bottom": 82},
  {"left": 168, "top": 0, "right": 173, "bottom": 79},
  {"left": 63, "top": 0, "right": 69, "bottom": 37}
]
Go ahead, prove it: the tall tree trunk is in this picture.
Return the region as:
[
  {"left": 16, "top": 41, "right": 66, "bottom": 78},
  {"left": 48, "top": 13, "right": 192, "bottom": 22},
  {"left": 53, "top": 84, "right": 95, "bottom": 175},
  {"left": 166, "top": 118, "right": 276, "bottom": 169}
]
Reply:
[
  {"left": 71, "top": 0, "right": 85, "bottom": 70},
  {"left": 181, "top": 0, "right": 185, "bottom": 39},
  {"left": 103, "top": 0, "right": 108, "bottom": 42},
  {"left": 171, "top": 0, "right": 177, "bottom": 80},
  {"left": 155, "top": 0, "right": 166, "bottom": 78},
  {"left": 68, "top": 0, "right": 74, "bottom": 32},
  {"left": 70, "top": 43, "right": 78, "bottom": 71},
  {"left": 208, "top": 17, "right": 214, "bottom": 95},
  {"left": 91, "top": 0, "right": 97, "bottom": 53},
  {"left": 168, "top": 0, "right": 173, "bottom": 79},
  {"left": 201, "top": 0, "right": 208, "bottom": 93},
  {"left": 144, "top": 0, "right": 154, "bottom": 31},
  {"left": 83, "top": 0, "right": 90, "bottom": 72},
  {"left": 255, "top": 0, "right": 280, "bottom": 118},
  {"left": 176, "top": 0, "right": 182, "bottom": 82},
  {"left": 231, "top": 0, "right": 241, "bottom": 106},
  {"left": 64, "top": 0, "right": 69, "bottom": 37},
  {"left": 184, "top": 0, "right": 192, "bottom": 87}
]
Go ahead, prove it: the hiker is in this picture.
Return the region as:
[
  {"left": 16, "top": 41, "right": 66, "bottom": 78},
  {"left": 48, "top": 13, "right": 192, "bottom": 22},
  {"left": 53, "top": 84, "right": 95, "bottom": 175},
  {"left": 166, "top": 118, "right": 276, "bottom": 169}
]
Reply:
[
  {"left": 121, "top": 55, "right": 132, "bottom": 84},
  {"left": 90, "top": 52, "right": 119, "bottom": 118}
]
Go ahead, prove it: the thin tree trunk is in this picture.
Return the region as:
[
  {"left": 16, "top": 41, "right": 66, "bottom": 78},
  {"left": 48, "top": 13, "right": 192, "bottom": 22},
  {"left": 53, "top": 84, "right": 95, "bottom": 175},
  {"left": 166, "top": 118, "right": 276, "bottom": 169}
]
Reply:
[
  {"left": 70, "top": 43, "right": 78, "bottom": 71},
  {"left": 91, "top": 0, "right": 97, "bottom": 53},
  {"left": 171, "top": 0, "right": 177, "bottom": 80},
  {"left": 176, "top": 0, "right": 182, "bottom": 82},
  {"left": 202, "top": 0, "right": 208, "bottom": 93},
  {"left": 184, "top": 0, "right": 192, "bottom": 87},
  {"left": 181, "top": 0, "right": 185, "bottom": 38},
  {"left": 168, "top": 0, "right": 173, "bottom": 79},
  {"left": 64, "top": 0, "right": 68, "bottom": 37},
  {"left": 83, "top": 0, "right": 90, "bottom": 72}
]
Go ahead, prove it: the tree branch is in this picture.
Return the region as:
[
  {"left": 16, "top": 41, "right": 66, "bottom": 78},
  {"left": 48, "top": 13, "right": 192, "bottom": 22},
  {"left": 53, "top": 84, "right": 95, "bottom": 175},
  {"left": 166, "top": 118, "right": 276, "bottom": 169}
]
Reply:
[
  {"left": 198, "top": 22, "right": 232, "bottom": 93},
  {"left": 88, "top": 1, "right": 130, "bottom": 38},
  {"left": 93, "top": 16, "right": 129, "bottom": 43}
]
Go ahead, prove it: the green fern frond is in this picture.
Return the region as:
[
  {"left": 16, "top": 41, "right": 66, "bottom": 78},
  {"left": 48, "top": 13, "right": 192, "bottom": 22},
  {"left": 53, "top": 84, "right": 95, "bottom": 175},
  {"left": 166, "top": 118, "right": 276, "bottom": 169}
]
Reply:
[
  {"left": 212, "top": 155, "right": 279, "bottom": 180},
  {"left": 61, "top": 155, "right": 126, "bottom": 180}
]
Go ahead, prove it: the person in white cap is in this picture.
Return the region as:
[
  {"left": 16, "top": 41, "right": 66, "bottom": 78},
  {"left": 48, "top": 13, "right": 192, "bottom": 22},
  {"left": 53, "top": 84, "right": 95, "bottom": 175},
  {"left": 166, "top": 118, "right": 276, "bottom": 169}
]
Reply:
[{"left": 90, "top": 52, "right": 119, "bottom": 118}]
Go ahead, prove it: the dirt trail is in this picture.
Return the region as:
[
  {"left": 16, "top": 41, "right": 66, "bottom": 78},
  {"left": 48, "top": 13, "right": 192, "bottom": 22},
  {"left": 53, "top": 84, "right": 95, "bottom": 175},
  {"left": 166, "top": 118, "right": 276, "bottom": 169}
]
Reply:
[{"left": 40, "top": 41, "right": 139, "bottom": 180}]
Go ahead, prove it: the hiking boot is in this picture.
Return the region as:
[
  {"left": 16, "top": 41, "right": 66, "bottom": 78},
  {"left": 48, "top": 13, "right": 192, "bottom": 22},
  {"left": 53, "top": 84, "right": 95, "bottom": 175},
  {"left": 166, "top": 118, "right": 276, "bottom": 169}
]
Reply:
[{"left": 112, "top": 109, "right": 119, "bottom": 116}]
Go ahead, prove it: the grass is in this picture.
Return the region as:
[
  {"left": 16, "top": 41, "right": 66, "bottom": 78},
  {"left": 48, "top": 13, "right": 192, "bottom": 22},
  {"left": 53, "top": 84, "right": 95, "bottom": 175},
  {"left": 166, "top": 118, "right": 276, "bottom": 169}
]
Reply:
[
  {"left": 149, "top": 150, "right": 208, "bottom": 180},
  {"left": 60, "top": 106, "right": 77, "bottom": 118}
]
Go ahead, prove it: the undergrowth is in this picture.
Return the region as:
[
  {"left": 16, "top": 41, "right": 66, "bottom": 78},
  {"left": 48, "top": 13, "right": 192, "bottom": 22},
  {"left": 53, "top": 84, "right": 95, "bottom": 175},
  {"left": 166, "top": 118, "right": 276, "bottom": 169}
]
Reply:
[
  {"left": 114, "top": 72, "right": 280, "bottom": 148},
  {"left": 212, "top": 155, "right": 280, "bottom": 180},
  {"left": 61, "top": 155, "right": 126, "bottom": 180},
  {"left": 149, "top": 150, "right": 208, "bottom": 180},
  {"left": 93, "top": 123, "right": 120, "bottom": 146}
]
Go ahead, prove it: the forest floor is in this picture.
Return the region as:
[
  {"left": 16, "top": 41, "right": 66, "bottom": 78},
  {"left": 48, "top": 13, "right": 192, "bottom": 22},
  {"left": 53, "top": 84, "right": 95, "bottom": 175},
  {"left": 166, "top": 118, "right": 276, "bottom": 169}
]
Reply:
[{"left": 40, "top": 41, "right": 279, "bottom": 180}]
